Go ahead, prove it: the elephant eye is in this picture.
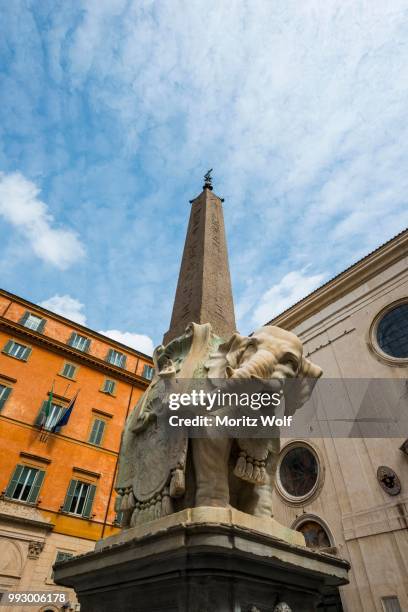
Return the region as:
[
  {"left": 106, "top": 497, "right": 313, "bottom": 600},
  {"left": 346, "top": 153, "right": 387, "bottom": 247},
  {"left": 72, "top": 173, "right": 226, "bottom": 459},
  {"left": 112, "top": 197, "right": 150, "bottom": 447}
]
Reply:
[{"left": 282, "top": 354, "right": 299, "bottom": 370}]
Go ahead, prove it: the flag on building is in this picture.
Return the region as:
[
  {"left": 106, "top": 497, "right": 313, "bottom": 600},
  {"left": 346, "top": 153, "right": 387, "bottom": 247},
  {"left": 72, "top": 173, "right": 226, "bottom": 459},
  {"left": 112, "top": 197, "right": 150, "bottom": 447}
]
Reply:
[
  {"left": 40, "top": 381, "right": 54, "bottom": 429},
  {"left": 52, "top": 390, "right": 79, "bottom": 433}
]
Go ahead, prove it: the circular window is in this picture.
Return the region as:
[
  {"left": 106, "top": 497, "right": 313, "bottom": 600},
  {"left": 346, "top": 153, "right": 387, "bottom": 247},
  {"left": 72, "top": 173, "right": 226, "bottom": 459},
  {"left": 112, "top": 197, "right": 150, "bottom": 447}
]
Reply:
[
  {"left": 297, "top": 520, "right": 331, "bottom": 549},
  {"left": 376, "top": 303, "right": 408, "bottom": 359},
  {"left": 277, "top": 443, "right": 320, "bottom": 503}
]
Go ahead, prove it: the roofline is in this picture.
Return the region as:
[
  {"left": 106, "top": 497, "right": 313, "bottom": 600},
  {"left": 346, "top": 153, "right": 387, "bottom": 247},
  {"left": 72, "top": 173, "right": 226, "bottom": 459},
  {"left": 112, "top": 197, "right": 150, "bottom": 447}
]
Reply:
[
  {"left": 265, "top": 227, "right": 408, "bottom": 330},
  {"left": 0, "top": 288, "right": 153, "bottom": 362}
]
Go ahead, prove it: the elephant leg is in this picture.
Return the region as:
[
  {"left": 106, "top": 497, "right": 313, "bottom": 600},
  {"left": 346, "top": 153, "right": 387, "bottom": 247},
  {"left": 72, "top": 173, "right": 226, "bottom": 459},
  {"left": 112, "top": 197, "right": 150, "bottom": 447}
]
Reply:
[
  {"left": 236, "top": 448, "right": 280, "bottom": 517},
  {"left": 192, "top": 437, "right": 232, "bottom": 507}
]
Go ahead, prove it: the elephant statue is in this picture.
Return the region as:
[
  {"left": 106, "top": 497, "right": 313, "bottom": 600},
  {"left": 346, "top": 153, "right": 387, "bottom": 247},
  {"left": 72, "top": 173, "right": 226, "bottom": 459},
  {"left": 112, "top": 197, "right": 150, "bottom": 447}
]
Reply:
[{"left": 115, "top": 322, "right": 322, "bottom": 527}]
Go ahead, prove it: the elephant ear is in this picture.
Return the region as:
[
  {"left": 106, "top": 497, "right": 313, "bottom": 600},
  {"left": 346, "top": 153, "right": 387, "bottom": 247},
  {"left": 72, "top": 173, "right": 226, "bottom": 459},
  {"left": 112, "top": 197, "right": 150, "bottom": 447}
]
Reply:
[
  {"left": 206, "top": 332, "right": 250, "bottom": 378},
  {"left": 285, "top": 357, "right": 322, "bottom": 416}
]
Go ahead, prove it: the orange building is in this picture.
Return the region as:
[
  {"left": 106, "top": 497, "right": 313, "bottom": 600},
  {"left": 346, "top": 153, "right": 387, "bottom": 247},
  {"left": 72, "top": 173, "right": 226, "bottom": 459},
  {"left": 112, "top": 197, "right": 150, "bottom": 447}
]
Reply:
[{"left": 0, "top": 288, "right": 153, "bottom": 606}]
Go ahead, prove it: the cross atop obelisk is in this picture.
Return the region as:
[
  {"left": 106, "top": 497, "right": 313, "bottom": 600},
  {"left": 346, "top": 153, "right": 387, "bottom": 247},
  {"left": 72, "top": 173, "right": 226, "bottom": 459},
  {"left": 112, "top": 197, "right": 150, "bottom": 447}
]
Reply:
[{"left": 163, "top": 171, "right": 236, "bottom": 345}]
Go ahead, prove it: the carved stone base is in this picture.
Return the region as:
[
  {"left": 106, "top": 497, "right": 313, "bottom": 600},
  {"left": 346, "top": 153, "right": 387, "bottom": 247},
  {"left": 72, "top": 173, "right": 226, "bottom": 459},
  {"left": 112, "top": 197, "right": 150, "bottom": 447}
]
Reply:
[{"left": 54, "top": 508, "right": 349, "bottom": 612}]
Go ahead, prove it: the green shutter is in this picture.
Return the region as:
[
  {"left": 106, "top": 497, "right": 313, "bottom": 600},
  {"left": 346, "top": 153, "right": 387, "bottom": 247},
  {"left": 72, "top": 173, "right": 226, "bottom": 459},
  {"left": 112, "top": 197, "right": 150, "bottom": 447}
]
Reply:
[
  {"left": 27, "top": 469, "right": 45, "bottom": 504},
  {"left": 83, "top": 484, "right": 96, "bottom": 518},
  {"left": 5, "top": 464, "right": 24, "bottom": 498},
  {"left": 84, "top": 339, "right": 91, "bottom": 353},
  {"left": 89, "top": 419, "right": 105, "bottom": 445},
  {"left": 19, "top": 311, "right": 30, "bottom": 325},
  {"left": 89, "top": 420, "right": 98, "bottom": 444},
  {"left": 0, "top": 386, "right": 12, "bottom": 410},
  {"left": 21, "top": 346, "right": 32, "bottom": 361},
  {"left": 3, "top": 340, "right": 13, "bottom": 355},
  {"left": 106, "top": 349, "right": 113, "bottom": 363},
  {"left": 34, "top": 401, "right": 49, "bottom": 427},
  {"left": 62, "top": 479, "right": 78, "bottom": 512},
  {"left": 67, "top": 333, "right": 76, "bottom": 347},
  {"left": 121, "top": 355, "right": 127, "bottom": 369},
  {"left": 37, "top": 318, "right": 46, "bottom": 333},
  {"left": 95, "top": 420, "right": 105, "bottom": 445}
]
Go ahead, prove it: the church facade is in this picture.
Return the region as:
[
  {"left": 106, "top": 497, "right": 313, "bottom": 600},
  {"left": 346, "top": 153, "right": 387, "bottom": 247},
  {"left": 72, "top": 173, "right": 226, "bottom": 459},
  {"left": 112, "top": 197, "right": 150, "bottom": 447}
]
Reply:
[{"left": 266, "top": 229, "right": 408, "bottom": 612}]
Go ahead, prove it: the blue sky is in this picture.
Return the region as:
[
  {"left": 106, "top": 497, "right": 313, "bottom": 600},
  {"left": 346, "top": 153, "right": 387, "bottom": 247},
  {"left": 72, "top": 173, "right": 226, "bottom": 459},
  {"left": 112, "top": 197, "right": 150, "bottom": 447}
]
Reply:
[{"left": 1, "top": 1, "right": 408, "bottom": 355}]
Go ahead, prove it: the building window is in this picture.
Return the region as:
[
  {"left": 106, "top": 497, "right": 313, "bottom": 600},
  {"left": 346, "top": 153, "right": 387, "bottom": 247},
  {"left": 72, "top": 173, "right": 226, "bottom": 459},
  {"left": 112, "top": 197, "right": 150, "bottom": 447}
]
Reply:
[
  {"left": 277, "top": 442, "right": 320, "bottom": 502},
  {"left": 5, "top": 464, "right": 45, "bottom": 504},
  {"left": 2, "top": 340, "right": 31, "bottom": 361},
  {"left": 62, "top": 479, "right": 96, "bottom": 517},
  {"left": 376, "top": 303, "right": 408, "bottom": 359},
  {"left": 51, "top": 551, "right": 74, "bottom": 580},
  {"left": 88, "top": 418, "right": 106, "bottom": 446},
  {"left": 35, "top": 401, "right": 65, "bottom": 431},
  {"left": 106, "top": 349, "right": 126, "bottom": 368},
  {"left": 101, "top": 379, "right": 116, "bottom": 395},
  {"left": 381, "top": 596, "right": 402, "bottom": 612},
  {"left": 68, "top": 332, "right": 90, "bottom": 352},
  {"left": 142, "top": 364, "right": 155, "bottom": 380},
  {"left": 60, "top": 362, "right": 77, "bottom": 380},
  {"left": 0, "top": 384, "right": 12, "bottom": 410},
  {"left": 296, "top": 520, "right": 331, "bottom": 549},
  {"left": 19, "top": 311, "right": 46, "bottom": 333}
]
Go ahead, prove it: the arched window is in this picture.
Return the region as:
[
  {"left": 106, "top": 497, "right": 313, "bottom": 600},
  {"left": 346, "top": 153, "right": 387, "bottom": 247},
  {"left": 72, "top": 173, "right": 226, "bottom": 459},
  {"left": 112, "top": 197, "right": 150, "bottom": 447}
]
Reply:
[{"left": 297, "top": 520, "right": 331, "bottom": 549}]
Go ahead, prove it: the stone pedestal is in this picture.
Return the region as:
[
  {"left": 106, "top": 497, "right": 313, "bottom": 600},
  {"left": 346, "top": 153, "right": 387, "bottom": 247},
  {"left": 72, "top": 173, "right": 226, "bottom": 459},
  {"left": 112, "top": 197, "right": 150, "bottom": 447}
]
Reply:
[{"left": 54, "top": 508, "right": 349, "bottom": 612}]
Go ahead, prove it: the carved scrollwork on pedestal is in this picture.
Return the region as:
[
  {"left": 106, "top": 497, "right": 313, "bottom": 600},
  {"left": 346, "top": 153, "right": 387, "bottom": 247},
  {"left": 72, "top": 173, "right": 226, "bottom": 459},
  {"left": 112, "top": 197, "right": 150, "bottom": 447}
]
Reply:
[{"left": 274, "top": 603, "right": 292, "bottom": 612}]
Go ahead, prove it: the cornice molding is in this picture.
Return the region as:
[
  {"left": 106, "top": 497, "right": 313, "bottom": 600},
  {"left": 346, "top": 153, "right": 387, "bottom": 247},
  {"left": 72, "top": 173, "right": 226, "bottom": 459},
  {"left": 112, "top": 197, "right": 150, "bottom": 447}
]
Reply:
[
  {"left": 20, "top": 451, "right": 52, "bottom": 465},
  {"left": 0, "top": 415, "right": 119, "bottom": 457},
  {"left": 0, "top": 372, "right": 17, "bottom": 384},
  {"left": 0, "top": 288, "right": 152, "bottom": 362},
  {"left": 73, "top": 467, "right": 101, "bottom": 480},
  {"left": 0, "top": 317, "right": 149, "bottom": 388},
  {"left": 267, "top": 229, "right": 408, "bottom": 330},
  {"left": 92, "top": 408, "right": 113, "bottom": 419}
]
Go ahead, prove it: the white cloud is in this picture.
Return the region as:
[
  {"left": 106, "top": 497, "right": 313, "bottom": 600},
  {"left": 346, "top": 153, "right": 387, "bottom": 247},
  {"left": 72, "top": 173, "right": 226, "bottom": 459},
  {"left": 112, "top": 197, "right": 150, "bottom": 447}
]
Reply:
[
  {"left": 99, "top": 329, "right": 154, "bottom": 355},
  {"left": 0, "top": 172, "right": 85, "bottom": 269},
  {"left": 39, "top": 294, "right": 87, "bottom": 325},
  {"left": 63, "top": 0, "right": 408, "bottom": 323},
  {"left": 38, "top": 295, "right": 154, "bottom": 353},
  {"left": 252, "top": 270, "right": 326, "bottom": 326}
]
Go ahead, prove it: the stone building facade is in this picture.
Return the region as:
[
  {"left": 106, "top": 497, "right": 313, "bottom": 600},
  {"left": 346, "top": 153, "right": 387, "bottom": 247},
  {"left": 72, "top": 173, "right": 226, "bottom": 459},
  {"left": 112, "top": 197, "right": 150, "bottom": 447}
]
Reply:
[
  {"left": 267, "top": 229, "right": 408, "bottom": 612},
  {"left": 0, "top": 289, "right": 153, "bottom": 611}
]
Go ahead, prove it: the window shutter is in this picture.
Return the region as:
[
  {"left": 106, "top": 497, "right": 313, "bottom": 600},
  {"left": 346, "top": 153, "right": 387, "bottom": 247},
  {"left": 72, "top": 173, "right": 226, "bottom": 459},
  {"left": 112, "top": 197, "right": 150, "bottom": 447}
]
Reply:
[
  {"left": 34, "top": 401, "right": 48, "bottom": 427},
  {"left": 106, "top": 349, "right": 113, "bottom": 363},
  {"left": 0, "top": 386, "right": 12, "bottom": 410},
  {"left": 3, "top": 340, "right": 13, "bottom": 355},
  {"left": 89, "top": 420, "right": 98, "bottom": 444},
  {"left": 37, "top": 318, "right": 46, "bottom": 333},
  {"left": 22, "top": 346, "right": 32, "bottom": 361},
  {"left": 67, "top": 333, "right": 76, "bottom": 347},
  {"left": 121, "top": 355, "right": 127, "bottom": 369},
  {"left": 62, "top": 479, "right": 78, "bottom": 512},
  {"left": 95, "top": 420, "right": 105, "bottom": 445},
  {"left": 82, "top": 484, "right": 96, "bottom": 518},
  {"left": 84, "top": 339, "right": 91, "bottom": 353},
  {"left": 5, "top": 464, "right": 24, "bottom": 498},
  {"left": 89, "top": 419, "right": 105, "bottom": 445},
  {"left": 19, "top": 311, "right": 30, "bottom": 325},
  {"left": 27, "top": 469, "right": 45, "bottom": 504}
]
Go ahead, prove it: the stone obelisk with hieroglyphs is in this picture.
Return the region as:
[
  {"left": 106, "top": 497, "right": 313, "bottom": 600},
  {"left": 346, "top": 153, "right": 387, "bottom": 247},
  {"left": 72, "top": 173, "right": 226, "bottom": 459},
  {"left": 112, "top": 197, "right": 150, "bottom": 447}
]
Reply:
[{"left": 163, "top": 171, "right": 236, "bottom": 345}]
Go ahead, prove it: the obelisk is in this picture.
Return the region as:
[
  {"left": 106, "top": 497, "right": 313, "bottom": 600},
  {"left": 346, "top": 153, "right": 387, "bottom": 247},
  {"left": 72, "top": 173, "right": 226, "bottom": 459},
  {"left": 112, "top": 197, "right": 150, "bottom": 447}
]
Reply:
[{"left": 163, "top": 170, "right": 236, "bottom": 344}]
